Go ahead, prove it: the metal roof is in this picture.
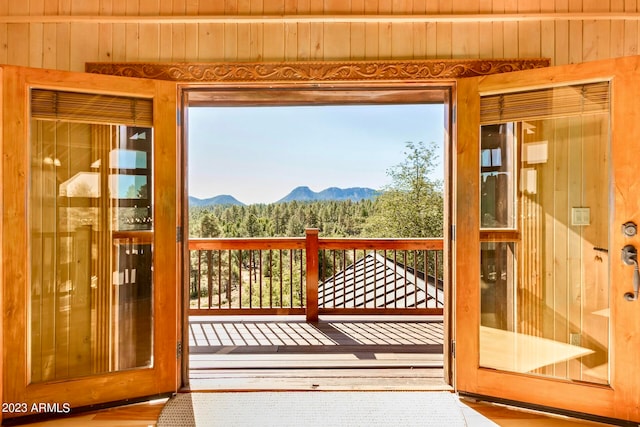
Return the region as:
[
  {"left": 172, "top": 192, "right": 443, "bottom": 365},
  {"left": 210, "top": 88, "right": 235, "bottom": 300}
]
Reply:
[{"left": 318, "top": 253, "right": 444, "bottom": 309}]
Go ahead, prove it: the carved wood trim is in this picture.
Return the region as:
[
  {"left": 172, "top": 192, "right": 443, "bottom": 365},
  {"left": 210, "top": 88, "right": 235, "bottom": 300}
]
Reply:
[{"left": 86, "top": 59, "right": 550, "bottom": 83}]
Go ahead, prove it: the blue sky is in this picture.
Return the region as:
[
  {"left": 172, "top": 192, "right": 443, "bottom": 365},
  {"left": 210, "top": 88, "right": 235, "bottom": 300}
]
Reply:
[{"left": 188, "top": 104, "right": 444, "bottom": 205}]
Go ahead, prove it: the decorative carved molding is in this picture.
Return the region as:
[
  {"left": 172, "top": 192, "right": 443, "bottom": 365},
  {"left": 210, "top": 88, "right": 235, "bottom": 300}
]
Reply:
[{"left": 86, "top": 59, "right": 550, "bottom": 83}]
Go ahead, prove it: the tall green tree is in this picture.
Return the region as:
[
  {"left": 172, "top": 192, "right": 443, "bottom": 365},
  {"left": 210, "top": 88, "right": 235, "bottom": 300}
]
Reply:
[
  {"left": 199, "top": 212, "right": 222, "bottom": 237},
  {"left": 244, "top": 213, "right": 262, "bottom": 237},
  {"left": 363, "top": 141, "right": 443, "bottom": 238}
]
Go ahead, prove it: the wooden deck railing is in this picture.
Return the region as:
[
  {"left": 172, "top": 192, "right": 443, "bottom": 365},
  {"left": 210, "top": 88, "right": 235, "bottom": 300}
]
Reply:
[{"left": 189, "top": 229, "right": 444, "bottom": 320}]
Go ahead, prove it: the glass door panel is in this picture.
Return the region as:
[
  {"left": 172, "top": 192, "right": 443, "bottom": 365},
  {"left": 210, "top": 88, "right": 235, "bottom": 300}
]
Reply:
[
  {"left": 478, "top": 83, "right": 611, "bottom": 386},
  {"left": 480, "top": 123, "right": 517, "bottom": 229},
  {"left": 30, "top": 119, "right": 154, "bottom": 382}
]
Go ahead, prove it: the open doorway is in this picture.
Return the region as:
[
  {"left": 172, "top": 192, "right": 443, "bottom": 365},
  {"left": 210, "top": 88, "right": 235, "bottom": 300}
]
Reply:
[{"left": 183, "top": 86, "right": 452, "bottom": 390}]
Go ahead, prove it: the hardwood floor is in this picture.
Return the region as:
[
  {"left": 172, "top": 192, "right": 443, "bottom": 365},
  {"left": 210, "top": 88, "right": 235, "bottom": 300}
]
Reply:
[
  {"left": 461, "top": 400, "right": 619, "bottom": 426},
  {"left": 9, "top": 399, "right": 167, "bottom": 426},
  {"left": 11, "top": 394, "right": 618, "bottom": 426}
]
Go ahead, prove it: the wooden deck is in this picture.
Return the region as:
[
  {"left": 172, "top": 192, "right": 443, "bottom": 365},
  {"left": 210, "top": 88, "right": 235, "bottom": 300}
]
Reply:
[{"left": 187, "top": 315, "right": 449, "bottom": 391}]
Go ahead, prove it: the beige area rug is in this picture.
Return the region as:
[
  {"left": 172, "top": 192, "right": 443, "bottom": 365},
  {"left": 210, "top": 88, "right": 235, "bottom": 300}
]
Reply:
[{"left": 157, "top": 391, "right": 491, "bottom": 426}]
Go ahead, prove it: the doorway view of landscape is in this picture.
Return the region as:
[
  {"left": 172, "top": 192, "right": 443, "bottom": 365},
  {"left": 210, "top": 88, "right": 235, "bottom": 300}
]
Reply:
[
  {"left": 186, "top": 100, "right": 448, "bottom": 390},
  {"left": 188, "top": 104, "right": 444, "bottom": 238}
]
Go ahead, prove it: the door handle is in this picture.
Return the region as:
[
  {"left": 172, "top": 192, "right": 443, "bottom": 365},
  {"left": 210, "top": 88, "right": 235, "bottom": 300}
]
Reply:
[{"left": 622, "top": 245, "right": 639, "bottom": 301}]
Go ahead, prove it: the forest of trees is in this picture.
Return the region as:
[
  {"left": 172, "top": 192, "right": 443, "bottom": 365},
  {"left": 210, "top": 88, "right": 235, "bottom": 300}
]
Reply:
[
  {"left": 191, "top": 198, "right": 374, "bottom": 238},
  {"left": 189, "top": 142, "right": 444, "bottom": 309},
  {"left": 190, "top": 141, "right": 444, "bottom": 239}
]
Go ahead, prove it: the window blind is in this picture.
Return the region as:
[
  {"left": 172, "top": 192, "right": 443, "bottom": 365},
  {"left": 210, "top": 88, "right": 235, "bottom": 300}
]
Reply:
[
  {"left": 480, "top": 81, "right": 610, "bottom": 125},
  {"left": 31, "top": 89, "right": 153, "bottom": 127}
]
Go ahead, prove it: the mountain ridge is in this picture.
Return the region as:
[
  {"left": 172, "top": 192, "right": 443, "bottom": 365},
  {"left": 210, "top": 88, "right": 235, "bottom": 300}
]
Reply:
[
  {"left": 189, "top": 194, "right": 246, "bottom": 207},
  {"left": 276, "top": 186, "right": 379, "bottom": 203},
  {"left": 189, "top": 186, "right": 379, "bottom": 206}
]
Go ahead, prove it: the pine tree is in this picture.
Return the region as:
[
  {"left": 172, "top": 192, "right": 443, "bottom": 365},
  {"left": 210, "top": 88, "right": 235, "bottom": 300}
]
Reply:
[
  {"left": 199, "top": 212, "right": 222, "bottom": 237},
  {"left": 363, "top": 141, "right": 443, "bottom": 238},
  {"left": 244, "top": 213, "right": 261, "bottom": 237}
]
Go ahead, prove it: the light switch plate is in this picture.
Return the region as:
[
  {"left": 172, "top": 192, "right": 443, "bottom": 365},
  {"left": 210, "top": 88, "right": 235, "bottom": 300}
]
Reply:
[{"left": 572, "top": 207, "right": 590, "bottom": 226}]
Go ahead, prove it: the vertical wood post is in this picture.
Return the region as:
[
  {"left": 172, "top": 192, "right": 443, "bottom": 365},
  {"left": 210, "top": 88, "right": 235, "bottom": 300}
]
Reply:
[{"left": 305, "top": 228, "right": 319, "bottom": 321}]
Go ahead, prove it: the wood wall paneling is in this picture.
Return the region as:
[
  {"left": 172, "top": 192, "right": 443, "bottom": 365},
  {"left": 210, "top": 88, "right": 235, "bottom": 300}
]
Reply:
[
  {"left": 55, "top": 23, "right": 70, "bottom": 69},
  {"left": 624, "top": 19, "right": 638, "bottom": 56},
  {"left": 412, "top": 22, "right": 426, "bottom": 58},
  {"left": 435, "top": 22, "right": 451, "bottom": 58},
  {"left": 29, "top": 22, "right": 42, "bottom": 68},
  {"left": 95, "top": 22, "right": 111, "bottom": 63},
  {"left": 503, "top": 21, "right": 519, "bottom": 58},
  {"left": 186, "top": 23, "right": 199, "bottom": 61},
  {"left": 569, "top": 20, "right": 583, "bottom": 63},
  {"left": 0, "top": 22, "right": 6, "bottom": 64},
  {"left": 0, "top": 5, "right": 639, "bottom": 71},
  {"left": 284, "top": 22, "right": 297, "bottom": 60},
  {"left": 265, "top": 23, "right": 285, "bottom": 61},
  {"left": 519, "top": 21, "right": 542, "bottom": 58},
  {"left": 1, "top": 1, "right": 640, "bottom": 71},
  {"left": 540, "top": 20, "right": 555, "bottom": 61},
  {"left": 8, "top": 23, "right": 29, "bottom": 66},
  {"left": 139, "top": 23, "right": 161, "bottom": 62}
]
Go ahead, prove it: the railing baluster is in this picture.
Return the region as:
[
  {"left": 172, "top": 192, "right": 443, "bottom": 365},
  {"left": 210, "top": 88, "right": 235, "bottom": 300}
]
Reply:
[
  {"left": 238, "top": 250, "right": 242, "bottom": 309},
  {"left": 249, "top": 250, "right": 253, "bottom": 309},
  {"left": 403, "top": 250, "right": 408, "bottom": 308},
  {"left": 362, "top": 249, "right": 367, "bottom": 308},
  {"left": 269, "top": 250, "right": 273, "bottom": 308},
  {"left": 435, "top": 250, "right": 440, "bottom": 308},
  {"left": 342, "top": 250, "right": 346, "bottom": 307},
  {"left": 413, "top": 251, "right": 422, "bottom": 309},
  {"left": 289, "top": 249, "right": 294, "bottom": 308},
  {"left": 197, "top": 250, "right": 202, "bottom": 309},
  {"left": 228, "top": 249, "right": 232, "bottom": 308},
  {"left": 300, "top": 249, "right": 304, "bottom": 309},
  {"left": 207, "top": 250, "right": 213, "bottom": 309},
  {"left": 218, "top": 250, "right": 222, "bottom": 309},
  {"left": 188, "top": 234, "right": 443, "bottom": 316},
  {"left": 332, "top": 250, "right": 336, "bottom": 309},
  {"left": 259, "top": 250, "right": 263, "bottom": 309},
  {"left": 394, "top": 250, "right": 398, "bottom": 309},
  {"left": 424, "top": 250, "right": 428, "bottom": 308},
  {"left": 373, "top": 249, "right": 378, "bottom": 308},
  {"left": 384, "top": 249, "right": 388, "bottom": 308},
  {"left": 279, "top": 249, "right": 283, "bottom": 308},
  {"left": 318, "top": 249, "right": 323, "bottom": 308}
]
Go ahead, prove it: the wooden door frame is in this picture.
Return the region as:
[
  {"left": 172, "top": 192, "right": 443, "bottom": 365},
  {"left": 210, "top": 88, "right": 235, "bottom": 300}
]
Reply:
[
  {"left": 1, "top": 65, "right": 180, "bottom": 423},
  {"left": 86, "top": 58, "right": 549, "bottom": 388},
  {"left": 455, "top": 56, "right": 640, "bottom": 424},
  {"left": 177, "top": 83, "right": 456, "bottom": 386}
]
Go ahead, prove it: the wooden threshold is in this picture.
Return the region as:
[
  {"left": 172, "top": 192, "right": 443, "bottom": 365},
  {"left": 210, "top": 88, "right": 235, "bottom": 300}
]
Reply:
[{"left": 187, "top": 367, "right": 451, "bottom": 392}]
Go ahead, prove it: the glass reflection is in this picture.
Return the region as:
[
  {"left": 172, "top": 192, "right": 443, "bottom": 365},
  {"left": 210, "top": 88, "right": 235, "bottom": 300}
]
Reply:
[
  {"left": 30, "top": 120, "right": 154, "bottom": 383},
  {"left": 479, "top": 106, "right": 610, "bottom": 385},
  {"left": 480, "top": 123, "right": 516, "bottom": 229}
]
